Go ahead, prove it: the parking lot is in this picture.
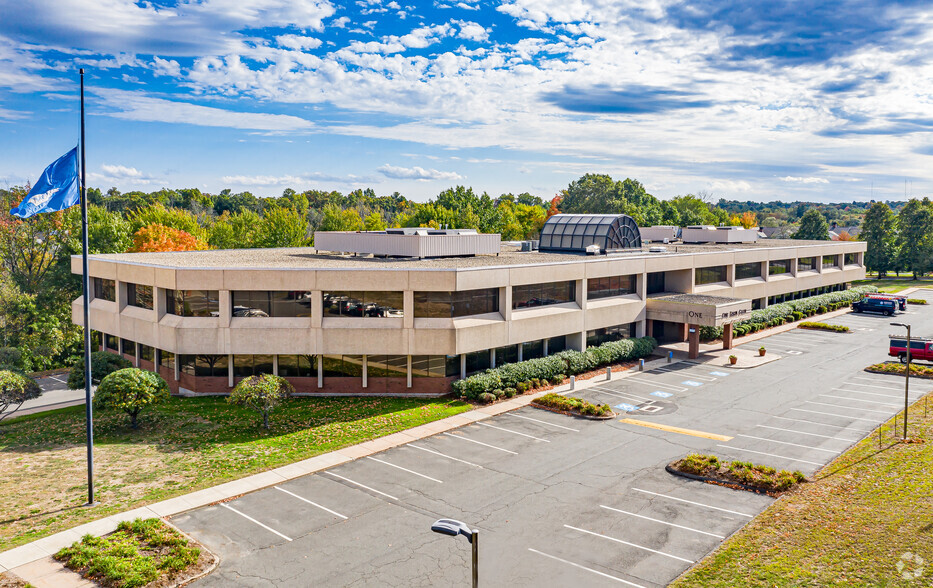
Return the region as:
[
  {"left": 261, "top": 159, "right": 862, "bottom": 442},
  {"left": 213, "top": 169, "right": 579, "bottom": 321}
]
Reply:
[{"left": 173, "top": 290, "right": 933, "bottom": 587}]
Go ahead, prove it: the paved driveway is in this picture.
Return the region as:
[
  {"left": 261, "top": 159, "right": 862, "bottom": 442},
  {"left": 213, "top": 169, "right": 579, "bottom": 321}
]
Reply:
[{"left": 173, "top": 291, "right": 933, "bottom": 587}]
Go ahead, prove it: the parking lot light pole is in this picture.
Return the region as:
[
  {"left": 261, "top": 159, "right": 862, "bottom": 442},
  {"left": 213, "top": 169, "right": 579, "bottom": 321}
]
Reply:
[
  {"left": 891, "top": 322, "right": 911, "bottom": 439},
  {"left": 431, "top": 519, "right": 478, "bottom": 587}
]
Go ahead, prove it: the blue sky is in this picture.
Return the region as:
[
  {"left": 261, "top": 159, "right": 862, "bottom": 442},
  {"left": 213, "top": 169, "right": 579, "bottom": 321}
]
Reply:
[{"left": 0, "top": 0, "right": 931, "bottom": 203}]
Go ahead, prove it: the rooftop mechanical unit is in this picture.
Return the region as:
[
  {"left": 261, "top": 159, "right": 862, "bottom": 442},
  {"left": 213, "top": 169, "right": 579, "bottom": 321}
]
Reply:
[
  {"left": 313, "top": 228, "right": 501, "bottom": 259},
  {"left": 538, "top": 214, "right": 642, "bottom": 254}
]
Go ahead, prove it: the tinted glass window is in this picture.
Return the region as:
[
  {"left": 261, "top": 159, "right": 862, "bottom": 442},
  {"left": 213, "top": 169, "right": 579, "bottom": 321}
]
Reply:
[
  {"left": 105, "top": 334, "right": 119, "bottom": 353},
  {"left": 322, "top": 355, "right": 364, "bottom": 377},
  {"left": 121, "top": 338, "right": 136, "bottom": 357},
  {"left": 587, "top": 323, "right": 635, "bottom": 347},
  {"left": 465, "top": 349, "right": 492, "bottom": 375},
  {"left": 587, "top": 275, "right": 636, "bottom": 300},
  {"left": 232, "top": 291, "right": 313, "bottom": 317},
  {"left": 414, "top": 288, "right": 499, "bottom": 318},
  {"left": 512, "top": 281, "right": 575, "bottom": 309},
  {"left": 798, "top": 257, "right": 817, "bottom": 271},
  {"left": 522, "top": 340, "right": 544, "bottom": 360},
  {"left": 139, "top": 344, "right": 154, "bottom": 362},
  {"left": 822, "top": 255, "right": 838, "bottom": 268},
  {"left": 159, "top": 350, "right": 175, "bottom": 370},
  {"left": 167, "top": 290, "right": 219, "bottom": 317},
  {"left": 277, "top": 355, "right": 317, "bottom": 377},
  {"left": 695, "top": 266, "right": 727, "bottom": 285},
  {"left": 179, "top": 354, "right": 196, "bottom": 375},
  {"left": 323, "top": 292, "right": 403, "bottom": 317},
  {"left": 844, "top": 253, "right": 858, "bottom": 265},
  {"left": 411, "top": 356, "right": 456, "bottom": 378},
  {"left": 735, "top": 262, "right": 762, "bottom": 280},
  {"left": 126, "top": 283, "right": 153, "bottom": 309},
  {"left": 547, "top": 335, "right": 567, "bottom": 354},
  {"left": 367, "top": 355, "right": 408, "bottom": 378},
  {"left": 769, "top": 259, "right": 792, "bottom": 275},
  {"left": 494, "top": 345, "right": 518, "bottom": 366},
  {"left": 93, "top": 278, "right": 115, "bottom": 301},
  {"left": 233, "top": 355, "right": 273, "bottom": 377},
  {"left": 195, "top": 354, "right": 228, "bottom": 377}
]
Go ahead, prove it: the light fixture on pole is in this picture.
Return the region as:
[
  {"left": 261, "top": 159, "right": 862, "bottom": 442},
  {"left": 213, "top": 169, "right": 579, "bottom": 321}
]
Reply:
[
  {"left": 891, "top": 322, "right": 911, "bottom": 440},
  {"left": 431, "top": 518, "right": 478, "bottom": 587}
]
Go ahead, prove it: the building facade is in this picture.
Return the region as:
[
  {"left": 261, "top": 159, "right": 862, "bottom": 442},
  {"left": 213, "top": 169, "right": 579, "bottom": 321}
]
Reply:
[{"left": 72, "top": 237, "right": 866, "bottom": 397}]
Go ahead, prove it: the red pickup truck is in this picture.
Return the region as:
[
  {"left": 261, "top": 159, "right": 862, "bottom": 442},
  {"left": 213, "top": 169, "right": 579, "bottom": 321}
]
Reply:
[{"left": 889, "top": 336, "right": 933, "bottom": 363}]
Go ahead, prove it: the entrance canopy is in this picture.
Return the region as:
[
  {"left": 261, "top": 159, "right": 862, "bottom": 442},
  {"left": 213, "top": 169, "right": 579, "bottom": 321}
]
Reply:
[{"left": 646, "top": 293, "right": 751, "bottom": 327}]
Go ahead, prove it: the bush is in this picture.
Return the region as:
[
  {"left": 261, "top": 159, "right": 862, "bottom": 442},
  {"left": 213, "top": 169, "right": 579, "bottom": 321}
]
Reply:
[
  {"left": 492, "top": 388, "right": 505, "bottom": 399},
  {"left": 227, "top": 374, "right": 294, "bottom": 429},
  {"left": 907, "top": 298, "right": 928, "bottom": 305},
  {"left": 551, "top": 374, "right": 565, "bottom": 385},
  {"left": 0, "top": 370, "right": 42, "bottom": 425},
  {"left": 799, "top": 322, "right": 850, "bottom": 333},
  {"left": 68, "top": 351, "right": 132, "bottom": 390},
  {"left": 532, "top": 393, "right": 612, "bottom": 417},
  {"left": 478, "top": 392, "right": 496, "bottom": 404},
  {"left": 0, "top": 347, "right": 23, "bottom": 370},
  {"left": 95, "top": 368, "right": 170, "bottom": 429},
  {"left": 503, "top": 387, "right": 516, "bottom": 398}
]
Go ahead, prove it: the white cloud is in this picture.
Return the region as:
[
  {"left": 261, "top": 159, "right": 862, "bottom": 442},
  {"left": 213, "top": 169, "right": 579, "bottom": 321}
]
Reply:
[
  {"left": 275, "top": 34, "right": 323, "bottom": 51},
  {"left": 781, "top": 176, "right": 830, "bottom": 184},
  {"left": 377, "top": 164, "right": 464, "bottom": 181},
  {"left": 454, "top": 20, "right": 489, "bottom": 42},
  {"left": 0, "top": 105, "right": 29, "bottom": 121},
  {"left": 88, "top": 163, "right": 159, "bottom": 184},
  {"left": 151, "top": 56, "right": 181, "bottom": 77},
  {"left": 330, "top": 16, "right": 351, "bottom": 28},
  {"left": 221, "top": 171, "right": 376, "bottom": 186}
]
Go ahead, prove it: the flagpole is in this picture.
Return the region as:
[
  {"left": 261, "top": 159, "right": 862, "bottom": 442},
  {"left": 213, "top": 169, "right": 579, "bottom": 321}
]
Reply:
[{"left": 79, "top": 68, "right": 96, "bottom": 506}]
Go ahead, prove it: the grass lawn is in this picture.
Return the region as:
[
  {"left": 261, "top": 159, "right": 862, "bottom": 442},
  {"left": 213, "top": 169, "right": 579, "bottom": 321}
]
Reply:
[
  {"left": 0, "top": 396, "right": 470, "bottom": 551},
  {"left": 854, "top": 278, "right": 933, "bottom": 293},
  {"left": 672, "top": 393, "right": 933, "bottom": 587}
]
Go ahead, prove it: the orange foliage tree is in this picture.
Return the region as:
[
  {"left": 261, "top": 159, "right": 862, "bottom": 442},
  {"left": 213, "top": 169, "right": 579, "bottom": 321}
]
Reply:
[
  {"left": 546, "top": 195, "right": 562, "bottom": 219},
  {"left": 739, "top": 211, "right": 757, "bottom": 229},
  {"left": 833, "top": 230, "right": 857, "bottom": 241},
  {"left": 130, "top": 223, "right": 209, "bottom": 252}
]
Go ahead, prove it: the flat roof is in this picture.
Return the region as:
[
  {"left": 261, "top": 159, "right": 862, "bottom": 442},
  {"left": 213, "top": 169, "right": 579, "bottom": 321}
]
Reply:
[{"left": 82, "top": 239, "right": 860, "bottom": 271}]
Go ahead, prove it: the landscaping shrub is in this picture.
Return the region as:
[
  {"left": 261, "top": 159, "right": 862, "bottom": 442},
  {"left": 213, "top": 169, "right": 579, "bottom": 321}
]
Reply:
[
  {"left": 478, "top": 392, "right": 496, "bottom": 404},
  {"left": 95, "top": 368, "right": 169, "bottom": 429},
  {"left": 67, "top": 351, "right": 132, "bottom": 390},
  {"left": 907, "top": 298, "right": 928, "bottom": 305},
  {"left": 799, "top": 322, "right": 850, "bottom": 333},
  {"left": 551, "top": 374, "right": 565, "bottom": 385},
  {"left": 227, "top": 373, "right": 294, "bottom": 429},
  {"left": 866, "top": 362, "right": 933, "bottom": 378},
  {"left": 532, "top": 393, "right": 612, "bottom": 417},
  {"left": 492, "top": 388, "right": 505, "bottom": 399},
  {"left": 503, "top": 387, "right": 516, "bottom": 398}
]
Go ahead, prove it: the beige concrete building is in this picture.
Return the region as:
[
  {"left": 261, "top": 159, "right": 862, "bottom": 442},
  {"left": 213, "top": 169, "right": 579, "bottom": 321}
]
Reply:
[{"left": 72, "top": 229, "right": 866, "bottom": 397}]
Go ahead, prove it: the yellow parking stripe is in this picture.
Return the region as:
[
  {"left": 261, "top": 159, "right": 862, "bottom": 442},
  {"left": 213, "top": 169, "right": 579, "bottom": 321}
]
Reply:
[{"left": 618, "top": 418, "right": 733, "bottom": 441}]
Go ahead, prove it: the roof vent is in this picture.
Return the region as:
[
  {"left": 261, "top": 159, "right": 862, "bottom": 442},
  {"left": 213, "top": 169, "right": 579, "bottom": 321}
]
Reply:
[
  {"left": 649, "top": 246, "right": 667, "bottom": 253},
  {"left": 585, "top": 244, "right": 601, "bottom": 255}
]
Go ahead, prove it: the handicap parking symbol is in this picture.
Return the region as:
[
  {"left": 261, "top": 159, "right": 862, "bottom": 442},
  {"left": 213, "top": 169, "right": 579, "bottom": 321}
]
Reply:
[
  {"left": 682, "top": 380, "right": 703, "bottom": 387},
  {"left": 710, "top": 371, "right": 729, "bottom": 377},
  {"left": 651, "top": 391, "right": 673, "bottom": 398},
  {"left": 614, "top": 403, "right": 638, "bottom": 412}
]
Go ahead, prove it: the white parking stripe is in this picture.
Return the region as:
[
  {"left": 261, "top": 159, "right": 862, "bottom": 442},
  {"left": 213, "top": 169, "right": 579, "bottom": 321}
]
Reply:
[
  {"left": 716, "top": 445, "right": 823, "bottom": 466},
  {"left": 564, "top": 525, "right": 694, "bottom": 563},
  {"left": 847, "top": 380, "right": 902, "bottom": 391},
  {"left": 443, "top": 432, "right": 518, "bottom": 454},
  {"left": 599, "top": 505, "right": 725, "bottom": 538},
  {"left": 408, "top": 444, "right": 483, "bottom": 468},
  {"left": 771, "top": 415, "right": 873, "bottom": 431},
  {"left": 806, "top": 401, "right": 895, "bottom": 415},
  {"left": 735, "top": 434, "right": 838, "bottom": 453},
  {"left": 587, "top": 387, "right": 652, "bottom": 403},
  {"left": 273, "top": 486, "right": 348, "bottom": 520},
  {"left": 50, "top": 376, "right": 68, "bottom": 384},
  {"left": 755, "top": 425, "right": 861, "bottom": 442},
  {"left": 478, "top": 421, "right": 549, "bottom": 442},
  {"left": 653, "top": 368, "right": 716, "bottom": 381},
  {"left": 508, "top": 413, "right": 579, "bottom": 432},
  {"left": 589, "top": 385, "right": 652, "bottom": 401},
  {"left": 527, "top": 549, "right": 646, "bottom": 587},
  {"left": 820, "top": 394, "right": 900, "bottom": 408},
  {"left": 626, "top": 378, "right": 687, "bottom": 392},
  {"left": 788, "top": 408, "right": 878, "bottom": 422},
  {"left": 323, "top": 471, "right": 399, "bottom": 501},
  {"left": 630, "top": 488, "right": 754, "bottom": 517},
  {"left": 833, "top": 388, "right": 911, "bottom": 400},
  {"left": 219, "top": 502, "right": 293, "bottom": 542},
  {"left": 365, "top": 456, "right": 443, "bottom": 483}
]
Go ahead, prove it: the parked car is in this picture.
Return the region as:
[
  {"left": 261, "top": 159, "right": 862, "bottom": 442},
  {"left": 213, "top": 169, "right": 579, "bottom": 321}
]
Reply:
[
  {"left": 852, "top": 297, "right": 897, "bottom": 316},
  {"left": 889, "top": 336, "right": 933, "bottom": 363},
  {"left": 867, "top": 293, "right": 907, "bottom": 311}
]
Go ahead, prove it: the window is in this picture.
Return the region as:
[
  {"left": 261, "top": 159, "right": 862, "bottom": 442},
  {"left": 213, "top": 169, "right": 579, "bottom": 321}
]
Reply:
[
  {"left": 798, "top": 257, "right": 817, "bottom": 271},
  {"left": 769, "top": 259, "right": 792, "bottom": 275},
  {"left": 587, "top": 323, "right": 635, "bottom": 348},
  {"left": 232, "top": 291, "right": 313, "bottom": 318},
  {"left": 105, "top": 334, "right": 119, "bottom": 353},
  {"left": 367, "top": 355, "right": 408, "bottom": 378},
  {"left": 139, "top": 344, "right": 154, "bottom": 362},
  {"left": 126, "top": 283, "right": 153, "bottom": 309},
  {"left": 822, "top": 255, "right": 838, "bottom": 269},
  {"left": 465, "top": 349, "right": 492, "bottom": 375},
  {"left": 844, "top": 253, "right": 858, "bottom": 266},
  {"left": 93, "top": 278, "right": 115, "bottom": 301},
  {"left": 121, "top": 338, "right": 136, "bottom": 357},
  {"left": 587, "top": 275, "right": 636, "bottom": 300},
  {"left": 735, "top": 262, "right": 762, "bottom": 280},
  {"left": 411, "top": 356, "right": 460, "bottom": 378},
  {"left": 646, "top": 272, "right": 666, "bottom": 295},
  {"left": 233, "top": 355, "right": 273, "bottom": 378},
  {"left": 695, "top": 266, "right": 727, "bottom": 285},
  {"left": 323, "top": 292, "right": 403, "bottom": 317},
  {"left": 322, "top": 355, "right": 364, "bottom": 377},
  {"left": 414, "top": 288, "right": 499, "bottom": 318},
  {"left": 547, "top": 335, "right": 567, "bottom": 354},
  {"left": 159, "top": 350, "right": 175, "bottom": 371},
  {"left": 167, "top": 290, "right": 219, "bottom": 317},
  {"left": 277, "top": 355, "right": 317, "bottom": 378},
  {"left": 195, "top": 355, "right": 228, "bottom": 377},
  {"left": 512, "top": 281, "right": 575, "bottom": 309},
  {"left": 521, "top": 340, "right": 544, "bottom": 361},
  {"left": 179, "top": 355, "right": 196, "bottom": 376}
]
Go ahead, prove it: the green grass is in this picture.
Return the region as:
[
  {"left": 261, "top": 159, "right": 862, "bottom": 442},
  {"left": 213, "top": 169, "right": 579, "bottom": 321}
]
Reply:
[
  {"left": 854, "top": 278, "right": 933, "bottom": 293},
  {"left": 55, "top": 518, "right": 199, "bottom": 588},
  {"left": 0, "top": 396, "right": 470, "bottom": 551},
  {"left": 672, "top": 393, "right": 933, "bottom": 587}
]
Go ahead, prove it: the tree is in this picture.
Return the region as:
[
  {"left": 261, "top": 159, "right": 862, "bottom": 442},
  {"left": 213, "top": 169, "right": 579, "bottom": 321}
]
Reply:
[
  {"left": 861, "top": 202, "right": 897, "bottom": 277},
  {"left": 318, "top": 204, "right": 365, "bottom": 232},
  {"left": 793, "top": 209, "right": 829, "bottom": 240},
  {"left": 364, "top": 211, "right": 387, "bottom": 231},
  {"left": 95, "top": 368, "right": 169, "bottom": 429},
  {"left": 739, "top": 211, "right": 757, "bottom": 229},
  {"left": 257, "top": 207, "right": 309, "bottom": 248},
  {"left": 130, "top": 223, "right": 209, "bottom": 252},
  {"left": 67, "top": 350, "right": 132, "bottom": 390},
  {"left": 896, "top": 198, "right": 933, "bottom": 279},
  {"left": 227, "top": 374, "right": 294, "bottom": 429},
  {"left": 0, "top": 370, "right": 42, "bottom": 426}
]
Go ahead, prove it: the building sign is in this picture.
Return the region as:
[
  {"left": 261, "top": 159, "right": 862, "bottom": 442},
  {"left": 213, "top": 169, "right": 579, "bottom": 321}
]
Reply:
[{"left": 646, "top": 294, "right": 752, "bottom": 327}]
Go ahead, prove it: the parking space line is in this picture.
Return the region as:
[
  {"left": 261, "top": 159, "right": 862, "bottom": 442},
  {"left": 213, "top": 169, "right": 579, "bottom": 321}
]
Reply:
[
  {"left": 806, "top": 401, "right": 894, "bottom": 415},
  {"left": 587, "top": 387, "right": 652, "bottom": 403},
  {"left": 564, "top": 525, "right": 694, "bottom": 563},
  {"left": 788, "top": 407, "right": 878, "bottom": 422},
  {"left": 50, "top": 376, "right": 68, "bottom": 384},
  {"left": 599, "top": 505, "right": 725, "bottom": 538},
  {"left": 619, "top": 418, "right": 732, "bottom": 441},
  {"left": 219, "top": 502, "right": 293, "bottom": 542},
  {"left": 323, "top": 471, "right": 399, "bottom": 501},
  {"left": 820, "top": 394, "right": 899, "bottom": 408},
  {"left": 477, "top": 421, "right": 549, "bottom": 442},
  {"left": 630, "top": 488, "right": 754, "bottom": 517},
  {"left": 735, "top": 434, "right": 838, "bottom": 453},
  {"left": 589, "top": 385, "right": 652, "bottom": 401},
  {"left": 755, "top": 425, "right": 860, "bottom": 442},
  {"left": 527, "top": 549, "right": 646, "bottom": 587},
  {"left": 715, "top": 445, "right": 824, "bottom": 466},
  {"left": 653, "top": 367, "right": 716, "bottom": 381},
  {"left": 365, "top": 456, "right": 443, "bottom": 483},
  {"left": 772, "top": 415, "right": 873, "bottom": 431},
  {"left": 408, "top": 444, "right": 482, "bottom": 468},
  {"left": 273, "top": 486, "right": 348, "bottom": 520},
  {"left": 508, "top": 413, "right": 579, "bottom": 432},
  {"left": 847, "top": 380, "right": 902, "bottom": 391},
  {"left": 833, "top": 388, "right": 908, "bottom": 400},
  {"left": 443, "top": 432, "right": 518, "bottom": 454},
  {"left": 626, "top": 378, "right": 687, "bottom": 392}
]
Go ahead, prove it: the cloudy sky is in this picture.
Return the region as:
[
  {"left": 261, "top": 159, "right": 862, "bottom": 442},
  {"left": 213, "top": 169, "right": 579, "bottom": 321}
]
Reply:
[{"left": 1, "top": 0, "right": 931, "bottom": 202}]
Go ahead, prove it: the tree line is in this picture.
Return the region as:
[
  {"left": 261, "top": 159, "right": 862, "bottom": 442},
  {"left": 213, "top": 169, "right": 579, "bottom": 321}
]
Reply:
[{"left": 861, "top": 199, "right": 933, "bottom": 279}]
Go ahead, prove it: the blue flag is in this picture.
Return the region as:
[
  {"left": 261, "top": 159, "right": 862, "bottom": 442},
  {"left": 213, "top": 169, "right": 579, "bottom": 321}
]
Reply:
[{"left": 10, "top": 147, "right": 81, "bottom": 218}]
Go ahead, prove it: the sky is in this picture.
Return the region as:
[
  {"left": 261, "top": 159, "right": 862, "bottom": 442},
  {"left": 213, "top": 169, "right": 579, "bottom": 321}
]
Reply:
[{"left": 0, "top": 0, "right": 932, "bottom": 203}]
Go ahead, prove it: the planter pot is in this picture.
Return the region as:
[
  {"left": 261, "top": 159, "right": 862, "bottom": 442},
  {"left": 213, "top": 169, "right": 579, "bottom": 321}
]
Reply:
[
  {"left": 729, "top": 357, "right": 738, "bottom": 365},
  {"left": 759, "top": 349, "right": 766, "bottom": 357}
]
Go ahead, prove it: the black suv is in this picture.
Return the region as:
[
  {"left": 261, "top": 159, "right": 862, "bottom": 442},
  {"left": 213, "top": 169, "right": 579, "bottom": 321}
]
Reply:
[{"left": 852, "top": 297, "right": 897, "bottom": 316}]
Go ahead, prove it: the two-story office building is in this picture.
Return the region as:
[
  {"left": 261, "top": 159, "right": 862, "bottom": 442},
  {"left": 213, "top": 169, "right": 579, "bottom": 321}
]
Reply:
[{"left": 72, "top": 215, "right": 866, "bottom": 397}]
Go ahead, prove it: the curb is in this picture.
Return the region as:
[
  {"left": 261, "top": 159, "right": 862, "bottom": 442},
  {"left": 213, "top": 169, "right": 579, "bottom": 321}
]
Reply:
[{"left": 664, "top": 463, "right": 777, "bottom": 496}]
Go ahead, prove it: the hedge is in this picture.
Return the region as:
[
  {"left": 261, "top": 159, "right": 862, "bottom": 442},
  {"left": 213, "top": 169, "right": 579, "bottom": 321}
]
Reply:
[
  {"left": 452, "top": 336, "right": 657, "bottom": 400},
  {"left": 700, "top": 286, "right": 877, "bottom": 341}
]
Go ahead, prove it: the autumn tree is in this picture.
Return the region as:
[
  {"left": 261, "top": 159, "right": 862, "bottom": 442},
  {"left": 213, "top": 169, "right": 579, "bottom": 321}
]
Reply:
[{"left": 130, "top": 223, "right": 209, "bottom": 252}]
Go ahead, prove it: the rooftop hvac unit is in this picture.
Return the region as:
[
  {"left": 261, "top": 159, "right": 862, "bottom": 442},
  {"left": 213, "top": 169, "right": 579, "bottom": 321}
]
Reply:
[
  {"left": 649, "top": 246, "right": 667, "bottom": 253},
  {"left": 585, "top": 244, "right": 601, "bottom": 255},
  {"left": 521, "top": 241, "right": 532, "bottom": 252}
]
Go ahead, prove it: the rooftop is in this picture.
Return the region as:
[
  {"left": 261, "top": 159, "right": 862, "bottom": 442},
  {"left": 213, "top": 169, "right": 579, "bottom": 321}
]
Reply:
[{"left": 81, "top": 239, "right": 861, "bottom": 271}]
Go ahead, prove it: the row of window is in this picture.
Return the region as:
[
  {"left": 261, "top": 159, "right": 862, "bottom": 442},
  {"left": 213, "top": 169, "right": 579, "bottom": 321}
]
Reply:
[
  {"left": 697, "top": 254, "right": 861, "bottom": 286},
  {"left": 767, "top": 283, "right": 847, "bottom": 305}
]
